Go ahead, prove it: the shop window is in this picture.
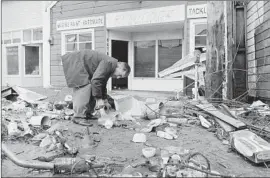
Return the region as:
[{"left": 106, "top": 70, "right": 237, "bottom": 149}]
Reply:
[
  {"left": 2, "top": 32, "right": 11, "bottom": 44},
  {"left": 25, "top": 46, "right": 40, "bottom": 75},
  {"left": 194, "top": 23, "right": 207, "bottom": 51},
  {"left": 62, "top": 30, "right": 94, "bottom": 54},
  {"left": 158, "top": 39, "right": 182, "bottom": 73},
  {"left": 134, "top": 41, "right": 155, "bottom": 78},
  {"left": 6, "top": 46, "right": 19, "bottom": 75}
]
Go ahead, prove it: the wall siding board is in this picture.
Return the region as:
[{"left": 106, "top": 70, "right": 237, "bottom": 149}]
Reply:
[
  {"left": 247, "top": 1, "right": 258, "bottom": 12},
  {"left": 255, "top": 46, "right": 270, "bottom": 58},
  {"left": 247, "top": 9, "right": 270, "bottom": 32},
  {"left": 256, "top": 90, "right": 270, "bottom": 98}
]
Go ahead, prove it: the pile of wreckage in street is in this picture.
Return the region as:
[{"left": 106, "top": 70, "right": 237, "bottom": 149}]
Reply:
[{"left": 2, "top": 83, "right": 270, "bottom": 177}]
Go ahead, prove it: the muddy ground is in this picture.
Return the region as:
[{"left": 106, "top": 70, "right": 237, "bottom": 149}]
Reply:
[{"left": 2, "top": 88, "right": 270, "bottom": 177}]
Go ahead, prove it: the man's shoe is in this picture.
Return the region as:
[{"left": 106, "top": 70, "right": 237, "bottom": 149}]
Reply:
[{"left": 72, "top": 117, "right": 93, "bottom": 126}]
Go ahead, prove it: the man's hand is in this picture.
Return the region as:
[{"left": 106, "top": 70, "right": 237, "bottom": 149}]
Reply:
[
  {"left": 96, "top": 99, "right": 105, "bottom": 110},
  {"left": 96, "top": 99, "right": 111, "bottom": 110},
  {"left": 104, "top": 99, "right": 112, "bottom": 110}
]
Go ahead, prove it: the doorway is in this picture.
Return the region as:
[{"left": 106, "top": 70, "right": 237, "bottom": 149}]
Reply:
[{"left": 111, "top": 40, "right": 128, "bottom": 90}]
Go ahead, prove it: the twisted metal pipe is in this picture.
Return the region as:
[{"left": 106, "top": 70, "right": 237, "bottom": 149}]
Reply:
[{"left": 2, "top": 143, "right": 54, "bottom": 170}]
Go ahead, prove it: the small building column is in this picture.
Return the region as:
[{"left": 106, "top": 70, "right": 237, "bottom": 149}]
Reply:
[{"left": 43, "top": 2, "right": 51, "bottom": 88}]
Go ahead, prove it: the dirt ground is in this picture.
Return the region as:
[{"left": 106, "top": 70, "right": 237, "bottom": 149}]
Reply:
[{"left": 2, "top": 88, "right": 270, "bottom": 177}]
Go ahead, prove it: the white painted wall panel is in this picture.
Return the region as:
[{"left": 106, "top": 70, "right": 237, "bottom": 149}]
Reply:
[
  {"left": 131, "top": 78, "right": 183, "bottom": 92},
  {"left": 2, "top": 1, "right": 44, "bottom": 31}
]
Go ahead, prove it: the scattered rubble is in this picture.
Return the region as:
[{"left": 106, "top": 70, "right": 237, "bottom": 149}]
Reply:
[
  {"left": 2, "top": 86, "right": 270, "bottom": 177},
  {"left": 132, "top": 133, "right": 147, "bottom": 143}
]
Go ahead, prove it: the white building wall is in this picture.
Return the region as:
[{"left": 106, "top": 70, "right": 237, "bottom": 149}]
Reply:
[
  {"left": 2, "top": 1, "right": 44, "bottom": 32},
  {"left": 2, "top": 1, "right": 52, "bottom": 87}
]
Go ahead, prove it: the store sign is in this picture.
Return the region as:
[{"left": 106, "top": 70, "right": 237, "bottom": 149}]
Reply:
[
  {"left": 187, "top": 4, "right": 207, "bottom": 19},
  {"left": 56, "top": 16, "right": 104, "bottom": 31},
  {"left": 106, "top": 5, "right": 185, "bottom": 28}
]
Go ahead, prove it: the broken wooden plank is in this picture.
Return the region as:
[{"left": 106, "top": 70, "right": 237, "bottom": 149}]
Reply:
[
  {"left": 219, "top": 104, "right": 237, "bottom": 118},
  {"left": 164, "top": 65, "right": 206, "bottom": 79},
  {"left": 195, "top": 100, "right": 246, "bottom": 129},
  {"left": 1, "top": 87, "right": 17, "bottom": 98},
  {"left": 214, "top": 117, "right": 236, "bottom": 132},
  {"left": 159, "top": 53, "right": 207, "bottom": 78},
  {"left": 159, "top": 60, "right": 195, "bottom": 78},
  {"left": 215, "top": 105, "right": 236, "bottom": 132},
  {"left": 12, "top": 86, "right": 47, "bottom": 103}
]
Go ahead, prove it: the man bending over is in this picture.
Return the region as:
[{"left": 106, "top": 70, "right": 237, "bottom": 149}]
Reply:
[{"left": 61, "top": 49, "right": 131, "bottom": 125}]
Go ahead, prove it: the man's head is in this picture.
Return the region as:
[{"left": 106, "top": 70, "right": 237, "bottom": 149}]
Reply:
[{"left": 112, "top": 62, "right": 131, "bottom": 79}]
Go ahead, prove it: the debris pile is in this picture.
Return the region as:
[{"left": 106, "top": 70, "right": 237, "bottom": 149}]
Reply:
[{"left": 2, "top": 86, "right": 270, "bottom": 177}]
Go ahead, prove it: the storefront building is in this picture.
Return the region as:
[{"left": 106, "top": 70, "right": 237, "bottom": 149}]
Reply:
[
  {"left": 49, "top": 1, "right": 207, "bottom": 91},
  {"left": 2, "top": 1, "right": 51, "bottom": 87}
]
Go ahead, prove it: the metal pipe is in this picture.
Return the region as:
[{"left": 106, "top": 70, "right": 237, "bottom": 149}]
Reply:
[{"left": 2, "top": 143, "right": 54, "bottom": 170}]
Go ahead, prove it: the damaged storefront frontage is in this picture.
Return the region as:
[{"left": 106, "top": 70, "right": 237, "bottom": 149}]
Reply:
[{"left": 50, "top": 1, "right": 208, "bottom": 93}]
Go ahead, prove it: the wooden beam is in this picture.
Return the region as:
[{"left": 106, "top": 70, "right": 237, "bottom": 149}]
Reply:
[
  {"left": 159, "top": 53, "right": 206, "bottom": 78},
  {"left": 224, "top": 1, "right": 234, "bottom": 100},
  {"left": 164, "top": 65, "right": 206, "bottom": 79},
  {"left": 205, "top": 1, "right": 225, "bottom": 102},
  {"left": 195, "top": 100, "right": 246, "bottom": 129},
  {"left": 214, "top": 118, "right": 236, "bottom": 132}
]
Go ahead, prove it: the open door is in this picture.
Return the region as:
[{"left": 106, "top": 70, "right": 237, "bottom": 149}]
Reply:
[{"left": 111, "top": 40, "right": 128, "bottom": 90}]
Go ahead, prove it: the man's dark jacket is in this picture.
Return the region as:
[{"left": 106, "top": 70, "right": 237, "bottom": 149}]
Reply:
[{"left": 61, "top": 49, "right": 118, "bottom": 99}]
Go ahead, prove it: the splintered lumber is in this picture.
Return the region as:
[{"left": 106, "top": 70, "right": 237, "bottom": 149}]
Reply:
[
  {"left": 219, "top": 104, "right": 236, "bottom": 118},
  {"left": 164, "top": 65, "right": 206, "bottom": 79},
  {"left": 216, "top": 105, "right": 236, "bottom": 132},
  {"left": 12, "top": 86, "right": 47, "bottom": 103},
  {"left": 1, "top": 86, "right": 17, "bottom": 98},
  {"left": 158, "top": 53, "right": 206, "bottom": 78},
  {"left": 214, "top": 118, "right": 235, "bottom": 132},
  {"left": 195, "top": 100, "right": 246, "bottom": 129}
]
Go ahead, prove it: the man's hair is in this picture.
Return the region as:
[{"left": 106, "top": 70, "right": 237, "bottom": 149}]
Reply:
[{"left": 121, "top": 62, "right": 131, "bottom": 76}]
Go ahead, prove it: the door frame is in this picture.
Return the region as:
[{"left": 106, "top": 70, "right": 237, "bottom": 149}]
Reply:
[
  {"left": 106, "top": 30, "right": 132, "bottom": 91},
  {"left": 22, "top": 44, "right": 42, "bottom": 78}
]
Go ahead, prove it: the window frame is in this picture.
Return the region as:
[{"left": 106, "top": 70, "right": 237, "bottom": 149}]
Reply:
[
  {"left": 5, "top": 44, "right": 21, "bottom": 76},
  {"left": 189, "top": 18, "right": 207, "bottom": 54},
  {"left": 21, "top": 27, "right": 43, "bottom": 45},
  {"left": 133, "top": 39, "right": 183, "bottom": 79},
  {"left": 23, "top": 44, "right": 42, "bottom": 77},
  {"left": 133, "top": 39, "right": 157, "bottom": 78},
  {"left": 61, "top": 28, "right": 95, "bottom": 56}
]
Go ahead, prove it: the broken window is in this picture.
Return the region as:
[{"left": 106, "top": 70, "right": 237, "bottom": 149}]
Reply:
[
  {"left": 158, "top": 39, "right": 182, "bottom": 73},
  {"left": 6, "top": 46, "right": 19, "bottom": 75},
  {"left": 134, "top": 41, "right": 156, "bottom": 78},
  {"left": 25, "top": 46, "right": 40, "bottom": 75},
  {"left": 63, "top": 30, "right": 94, "bottom": 54}
]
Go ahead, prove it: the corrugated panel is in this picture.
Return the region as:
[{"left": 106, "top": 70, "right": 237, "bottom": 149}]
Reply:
[{"left": 2, "top": 1, "right": 43, "bottom": 31}]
